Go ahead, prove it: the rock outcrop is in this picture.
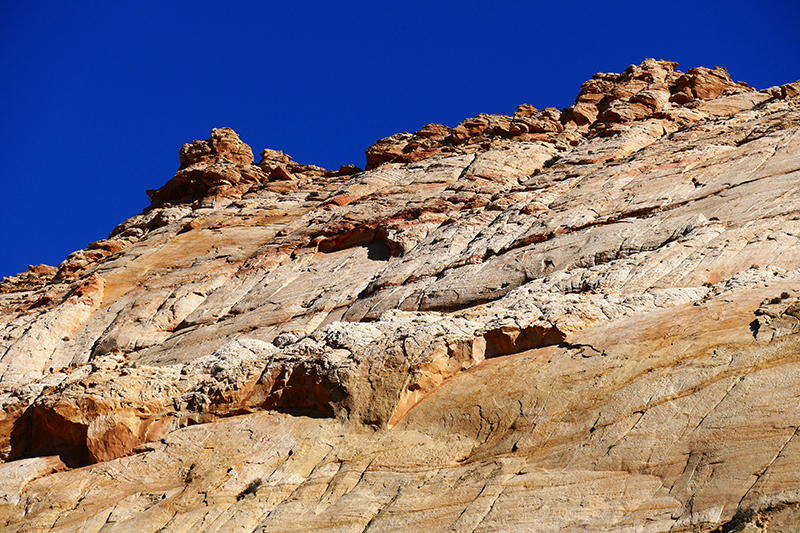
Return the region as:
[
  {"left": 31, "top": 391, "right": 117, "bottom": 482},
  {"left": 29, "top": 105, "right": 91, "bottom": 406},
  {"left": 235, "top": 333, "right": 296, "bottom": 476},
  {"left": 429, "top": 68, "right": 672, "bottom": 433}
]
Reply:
[{"left": 1, "top": 59, "right": 800, "bottom": 532}]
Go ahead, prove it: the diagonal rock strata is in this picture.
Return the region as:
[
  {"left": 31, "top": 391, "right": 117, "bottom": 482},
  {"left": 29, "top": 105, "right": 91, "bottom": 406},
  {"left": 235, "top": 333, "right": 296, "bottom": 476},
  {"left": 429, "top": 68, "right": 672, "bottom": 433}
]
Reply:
[{"left": 1, "top": 60, "right": 800, "bottom": 531}]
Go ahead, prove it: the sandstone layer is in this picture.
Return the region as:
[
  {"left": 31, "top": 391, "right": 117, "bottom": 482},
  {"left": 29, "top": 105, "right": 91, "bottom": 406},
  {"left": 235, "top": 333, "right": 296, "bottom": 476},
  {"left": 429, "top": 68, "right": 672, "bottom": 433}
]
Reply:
[{"left": 2, "top": 59, "right": 800, "bottom": 532}]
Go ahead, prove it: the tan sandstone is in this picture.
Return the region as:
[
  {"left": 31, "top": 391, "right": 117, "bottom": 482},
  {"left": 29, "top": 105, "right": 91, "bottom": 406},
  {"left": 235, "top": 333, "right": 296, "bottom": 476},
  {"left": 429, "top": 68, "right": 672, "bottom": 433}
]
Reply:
[{"left": 1, "top": 60, "right": 800, "bottom": 532}]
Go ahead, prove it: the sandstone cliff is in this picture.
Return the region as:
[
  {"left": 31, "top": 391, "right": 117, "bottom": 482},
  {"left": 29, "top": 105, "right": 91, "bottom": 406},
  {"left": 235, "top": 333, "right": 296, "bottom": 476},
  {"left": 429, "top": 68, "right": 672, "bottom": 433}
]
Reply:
[{"left": 1, "top": 59, "right": 800, "bottom": 532}]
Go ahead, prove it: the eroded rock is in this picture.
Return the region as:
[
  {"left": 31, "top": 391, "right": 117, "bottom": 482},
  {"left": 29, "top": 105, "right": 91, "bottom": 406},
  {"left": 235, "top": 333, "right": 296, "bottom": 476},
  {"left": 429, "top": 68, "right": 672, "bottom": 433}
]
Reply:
[{"left": 1, "top": 60, "right": 800, "bottom": 532}]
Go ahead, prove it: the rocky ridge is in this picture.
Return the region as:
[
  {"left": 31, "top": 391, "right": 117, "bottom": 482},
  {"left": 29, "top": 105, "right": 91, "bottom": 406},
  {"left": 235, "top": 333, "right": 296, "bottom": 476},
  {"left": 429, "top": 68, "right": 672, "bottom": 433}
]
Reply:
[{"left": 1, "top": 59, "right": 800, "bottom": 531}]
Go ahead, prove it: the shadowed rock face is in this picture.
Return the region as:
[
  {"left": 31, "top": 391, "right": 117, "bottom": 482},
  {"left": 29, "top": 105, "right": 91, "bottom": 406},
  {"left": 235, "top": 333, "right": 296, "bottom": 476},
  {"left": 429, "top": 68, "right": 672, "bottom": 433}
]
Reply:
[{"left": 1, "top": 60, "right": 800, "bottom": 532}]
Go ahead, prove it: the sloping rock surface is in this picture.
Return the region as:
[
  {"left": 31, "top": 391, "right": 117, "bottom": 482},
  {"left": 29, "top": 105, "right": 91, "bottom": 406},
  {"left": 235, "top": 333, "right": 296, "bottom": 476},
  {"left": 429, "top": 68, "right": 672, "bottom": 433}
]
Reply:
[{"left": 2, "top": 59, "right": 800, "bottom": 532}]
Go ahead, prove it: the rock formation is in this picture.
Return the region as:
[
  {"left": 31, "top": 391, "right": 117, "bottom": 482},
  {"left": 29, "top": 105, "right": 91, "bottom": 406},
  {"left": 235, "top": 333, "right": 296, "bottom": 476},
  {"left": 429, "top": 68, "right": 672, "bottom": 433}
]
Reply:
[{"left": 1, "top": 59, "right": 800, "bottom": 531}]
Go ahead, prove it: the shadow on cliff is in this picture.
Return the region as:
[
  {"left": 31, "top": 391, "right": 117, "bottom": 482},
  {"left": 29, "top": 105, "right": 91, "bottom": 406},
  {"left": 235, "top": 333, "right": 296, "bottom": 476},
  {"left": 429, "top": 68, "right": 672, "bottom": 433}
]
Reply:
[
  {"left": 482, "top": 325, "right": 566, "bottom": 359},
  {"left": 8, "top": 405, "right": 92, "bottom": 468}
]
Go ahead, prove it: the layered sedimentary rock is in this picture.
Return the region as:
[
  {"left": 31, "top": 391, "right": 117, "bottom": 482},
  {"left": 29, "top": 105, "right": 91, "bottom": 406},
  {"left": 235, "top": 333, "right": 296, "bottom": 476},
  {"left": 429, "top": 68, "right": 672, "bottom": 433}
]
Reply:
[{"left": 1, "top": 59, "right": 800, "bottom": 531}]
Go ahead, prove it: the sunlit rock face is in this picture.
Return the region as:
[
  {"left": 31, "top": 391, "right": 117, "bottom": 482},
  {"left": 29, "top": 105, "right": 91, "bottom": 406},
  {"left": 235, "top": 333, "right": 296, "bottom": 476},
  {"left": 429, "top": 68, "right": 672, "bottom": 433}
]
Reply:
[{"left": 2, "top": 60, "right": 800, "bottom": 532}]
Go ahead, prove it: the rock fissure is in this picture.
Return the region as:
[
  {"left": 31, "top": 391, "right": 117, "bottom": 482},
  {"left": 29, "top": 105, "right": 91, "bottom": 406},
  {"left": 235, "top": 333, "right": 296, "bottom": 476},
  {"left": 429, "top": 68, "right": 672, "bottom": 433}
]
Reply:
[
  {"left": 686, "top": 375, "right": 745, "bottom": 437},
  {"left": 737, "top": 426, "right": 800, "bottom": 511}
]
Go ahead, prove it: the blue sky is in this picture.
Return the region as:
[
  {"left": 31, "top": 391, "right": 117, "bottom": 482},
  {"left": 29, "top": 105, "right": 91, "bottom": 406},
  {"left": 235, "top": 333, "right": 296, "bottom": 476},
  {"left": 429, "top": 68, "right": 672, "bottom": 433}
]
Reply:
[{"left": 2, "top": 1, "right": 799, "bottom": 278}]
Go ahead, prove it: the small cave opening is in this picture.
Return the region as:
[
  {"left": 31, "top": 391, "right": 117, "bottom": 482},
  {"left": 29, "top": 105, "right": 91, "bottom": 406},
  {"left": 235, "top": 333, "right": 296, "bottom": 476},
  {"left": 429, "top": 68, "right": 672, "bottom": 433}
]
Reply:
[
  {"left": 257, "top": 364, "right": 346, "bottom": 419},
  {"left": 317, "top": 229, "right": 391, "bottom": 261},
  {"left": 364, "top": 240, "right": 392, "bottom": 261},
  {"left": 483, "top": 325, "right": 566, "bottom": 358},
  {"left": 9, "top": 406, "right": 92, "bottom": 468}
]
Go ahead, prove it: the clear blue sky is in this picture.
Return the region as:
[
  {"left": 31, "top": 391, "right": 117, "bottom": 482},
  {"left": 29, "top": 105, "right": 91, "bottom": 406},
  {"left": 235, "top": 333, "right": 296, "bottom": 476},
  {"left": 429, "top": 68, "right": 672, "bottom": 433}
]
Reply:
[{"left": 2, "top": 1, "right": 799, "bottom": 278}]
